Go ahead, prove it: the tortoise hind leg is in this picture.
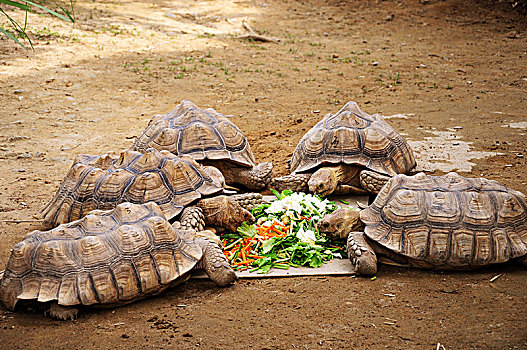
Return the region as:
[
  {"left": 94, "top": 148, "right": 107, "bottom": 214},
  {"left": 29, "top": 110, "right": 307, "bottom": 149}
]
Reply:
[
  {"left": 45, "top": 303, "right": 78, "bottom": 320},
  {"left": 195, "top": 237, "right": 237, "bottom": 287},
  {"left": 347, "top": 232, "right": 378, "bottom": 276},
  {"left": 359, "top": 170, "right": 391, "bottom": 194}
]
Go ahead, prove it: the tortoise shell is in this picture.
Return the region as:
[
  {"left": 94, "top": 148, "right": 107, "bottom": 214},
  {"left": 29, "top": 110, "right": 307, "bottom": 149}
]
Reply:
[
  {"left": 131, "top": 100, "right": 256, "bottom": 167},
  {"left": 360, "top": 172, "right": 527, "bottom": 268},
  {"left": 1, "top": 202, "right": 203, "bottom": 310},
  {"left": 289, "top": 101, "right": 416, "bottom": 176},
  {"left": 41, "top": 148, "right": 221, "bottom": 228}
]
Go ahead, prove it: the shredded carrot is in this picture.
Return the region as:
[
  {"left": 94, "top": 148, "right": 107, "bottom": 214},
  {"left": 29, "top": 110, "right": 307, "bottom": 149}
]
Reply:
[
  {"left": 247, "top": 254, "right": 265, "bottom": 259},
  {"left": 232, "top": 259, "right": 255, "bottom": 266}
]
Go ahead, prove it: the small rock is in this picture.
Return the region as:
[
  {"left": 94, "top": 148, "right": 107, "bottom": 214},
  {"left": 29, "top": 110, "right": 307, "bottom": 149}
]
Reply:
[
  {"left": 182, "top": 333, "right": 193, "bottom": 338},
  {"left": 371, "top": 62, "right": 379, "bottom": 66},
  {"left": 61, "top": 147, "right": 71, "bottom": 151},
  {"left": 332, "top": 53, "right": 339, "bottom": 58},
  {"left": 506, "top": 31, "right": 518, "bottom": 39},
  {"left": 312, "top": 110, "right": 320, "bottom": 114},
  {"left": 121, "top": 334, "right": 129, "bottom": 339},
  {"left": 11, "top": 120, "right": 23, "bottom": 124},
  {"left": 453, "top": 126, "right": 463, "bottom": 130},
  {"left": 505, "top": 164, "right": 513, "bottom": 167},
  {"left": 13, "top": 89, "right": 24, "bottom": 94},
  {"left": 384, "top": 14, "right": 394, "bottom": 21},
  {"left": 418, "top": 63, "right": 427, "bottom": 68}
]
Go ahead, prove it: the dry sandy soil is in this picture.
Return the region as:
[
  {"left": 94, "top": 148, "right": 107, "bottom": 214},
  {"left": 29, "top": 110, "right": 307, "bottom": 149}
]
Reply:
[{"left": 0, "top": 0, "right": 526, "bottom": 349}]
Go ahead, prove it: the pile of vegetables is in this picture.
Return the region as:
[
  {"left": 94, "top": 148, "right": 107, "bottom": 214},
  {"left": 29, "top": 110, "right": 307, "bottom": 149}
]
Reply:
[{"left": 220, "top": 190, "right": 347, "bottom": 273}]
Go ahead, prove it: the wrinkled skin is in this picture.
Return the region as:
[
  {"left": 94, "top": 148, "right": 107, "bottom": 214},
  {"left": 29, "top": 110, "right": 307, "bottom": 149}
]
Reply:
[
  {"left": 197, "top": 195, "right": 255, "bottom": 232},
  {"left": 317, "top": 208, "right": 363, "bottom": 239},
  {"left": 308, "top": 167, "right": 339, "bottom": 197}
]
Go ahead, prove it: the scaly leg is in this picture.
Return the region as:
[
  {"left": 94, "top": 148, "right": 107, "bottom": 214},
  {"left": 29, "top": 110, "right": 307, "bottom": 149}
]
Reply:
[
  {"left": 347, "top": 232, "right": 378, "bottom": 276},
  {"left": 195, "top": 237, "right": 237, "bottom": 287},
  {"left": 359, "top": 170, "right": 392, "bottom": 194},
  {"left": 271, "top": 173, "right": 311, "bottom": 193}
]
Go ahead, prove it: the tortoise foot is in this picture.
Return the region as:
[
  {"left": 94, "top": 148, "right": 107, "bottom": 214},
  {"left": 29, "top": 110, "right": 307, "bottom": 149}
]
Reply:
[
  {"left": 347, "top": 232, "right": 378, "bottom": 276},
  {"left": 46, "top": 303, "right": 78, "bottom": 321},
  {"left": 197, "top": 237, "right": 237, "bottom": 287}
]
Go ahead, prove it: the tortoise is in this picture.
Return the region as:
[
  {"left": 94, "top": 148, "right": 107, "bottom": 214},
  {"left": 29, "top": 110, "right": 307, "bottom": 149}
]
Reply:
[
  {"left": 271, "top": 101, "right": 416, "bottom": 196},
  {"left": 317, "top": 172, "right": 527, "bottom": 275},
  {"left": 130, "top": 100, "right": 273, "bottom": 190},
  {"left": 0, "top": 202, "right": 236, "bottom": 320},
  {"left": 41, "top": 148, "right": 256, "bottom": 232}
]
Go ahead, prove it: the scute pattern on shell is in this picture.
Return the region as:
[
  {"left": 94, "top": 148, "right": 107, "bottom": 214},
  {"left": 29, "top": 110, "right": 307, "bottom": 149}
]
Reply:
[
  {"left": 289, "top": 101, "right": 416, "bottom": 176},
  {"left": 41, "top": 148, "right": 221, "bottom": 228},
  {"left": 0, "top": 202, "right": 203, "bottom": 310},
  {"left": 360, "top": 172, "right": 527, "bottom": 268},
  {"left": 131, "top": 100, "right": 256, "bottom": 167}
]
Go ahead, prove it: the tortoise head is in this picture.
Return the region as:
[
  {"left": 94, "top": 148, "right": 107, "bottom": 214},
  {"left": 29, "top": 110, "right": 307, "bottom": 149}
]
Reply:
[
  {"left": 198, "top": 196, "right": 255, "bottom": 232},
  {"left": 317, "top": 208, "right": 363, "bottom": 239},
  {"left": 308, "top": 167, "right": 339, "bottom": 197}
]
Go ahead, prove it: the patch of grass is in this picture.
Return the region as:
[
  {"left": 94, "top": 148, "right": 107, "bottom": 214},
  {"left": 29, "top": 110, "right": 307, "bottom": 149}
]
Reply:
[
  {"left": 0, "top": 0, "right": 74, "bottom": 49},
  {"left": 32, "top": 26, "right": 59, "bottom": 40},
  {"left": 197, "top": 32, "right": 215, "bottom": 38}
]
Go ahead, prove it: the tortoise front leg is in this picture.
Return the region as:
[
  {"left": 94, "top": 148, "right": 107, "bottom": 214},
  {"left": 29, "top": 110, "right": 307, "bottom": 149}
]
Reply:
[
  {"left": 195, "top": 237, "right": 237, "bottom": 287},
  {"left": 347, "top": 232, "right": 378, "bottom": 275},
  {"left": 359, "top": 170, "right": 391, "bottom": 194},
  {"left": 176, "top": 206, "right": 206, "bottom": 232},
  {"left": 271, "top": 173, "right": 311, "bottom": 193}
]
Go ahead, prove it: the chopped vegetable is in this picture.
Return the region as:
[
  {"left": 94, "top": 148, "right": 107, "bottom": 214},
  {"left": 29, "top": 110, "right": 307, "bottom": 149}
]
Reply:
[{"left": 221, "top": 190, "right": 348, "bottom": 273}]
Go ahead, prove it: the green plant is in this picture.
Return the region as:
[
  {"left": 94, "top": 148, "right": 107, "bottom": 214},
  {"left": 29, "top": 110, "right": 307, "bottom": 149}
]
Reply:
[{"left": 1, "top": 0, "right": 74, "bottom": 49}]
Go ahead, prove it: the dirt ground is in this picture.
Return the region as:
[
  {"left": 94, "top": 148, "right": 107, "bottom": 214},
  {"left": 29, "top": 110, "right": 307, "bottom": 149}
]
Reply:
[{"left": 0, "top": 0, "right": 526, "bottom": 348}]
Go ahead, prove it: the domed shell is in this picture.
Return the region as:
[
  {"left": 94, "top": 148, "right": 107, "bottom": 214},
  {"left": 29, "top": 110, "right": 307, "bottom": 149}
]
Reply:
[
  {"left": 131, "top": 100, "right": 256, "bottom": 167},
  {"left": 41, "top": 148, "right": 221, "bottom": 228},
  {"left": 360, "top": 172, "right": 527, "bottom": 268},
  {"left": 0, "top": 202, "right": 203, "bottom": 310},
  {"left": 289, "top": 101, "right": 416, "bottom": 176}
]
